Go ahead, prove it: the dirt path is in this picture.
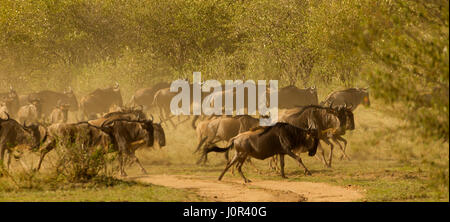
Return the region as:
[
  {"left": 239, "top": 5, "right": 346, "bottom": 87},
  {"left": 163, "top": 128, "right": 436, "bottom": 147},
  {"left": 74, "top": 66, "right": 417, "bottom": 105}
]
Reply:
[{"left": 129, "top": 174, "right": 364, "bottom": 202}]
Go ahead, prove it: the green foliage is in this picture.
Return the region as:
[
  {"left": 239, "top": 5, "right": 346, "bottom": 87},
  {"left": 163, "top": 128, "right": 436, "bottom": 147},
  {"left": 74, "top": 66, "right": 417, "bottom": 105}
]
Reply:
[{"left": 0, "top": 0, "right": 448, "bottom": 193}]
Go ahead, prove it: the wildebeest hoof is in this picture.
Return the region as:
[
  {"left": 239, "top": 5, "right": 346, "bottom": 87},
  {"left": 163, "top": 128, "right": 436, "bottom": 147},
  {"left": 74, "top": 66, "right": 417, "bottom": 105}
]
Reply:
[
  {"left": 244, "top": 179, "right": 252, "bottom": 183},
  {"left": 304, "top": 171, "right": 312, "bottom": 176}
]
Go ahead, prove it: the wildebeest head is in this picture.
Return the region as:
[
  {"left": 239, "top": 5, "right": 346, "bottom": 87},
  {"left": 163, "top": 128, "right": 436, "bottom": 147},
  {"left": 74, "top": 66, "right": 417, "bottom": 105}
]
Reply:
[
  {"left": 23, "top": 121, "right": 45, "bottom": 150},
  {"left": 360, "top": 88, "right": 370, "bottom": 107},
  {"left": 139, "top": 119, "right": 155, "bottom": 147},
  {"left": 305, "top": 125, "right": 320, "bottom": 156},
  {"left": 333, "top": 103, "right": 355, "bottom": 132},
  {"left": 152, "top": 118, "right": 166, "bottom": 147}
]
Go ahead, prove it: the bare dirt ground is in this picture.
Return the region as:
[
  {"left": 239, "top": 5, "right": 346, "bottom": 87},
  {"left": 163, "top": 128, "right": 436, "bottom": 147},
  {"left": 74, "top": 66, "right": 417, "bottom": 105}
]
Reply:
[{"left": 129, "top": 174, "right": 364, "bottom": 202}]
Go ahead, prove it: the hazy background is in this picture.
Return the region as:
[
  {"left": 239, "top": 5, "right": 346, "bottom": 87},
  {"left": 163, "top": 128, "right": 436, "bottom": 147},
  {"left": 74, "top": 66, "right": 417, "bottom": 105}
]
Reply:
[{"left": 0, "top": 0, "right": 448, "bottom": 200}]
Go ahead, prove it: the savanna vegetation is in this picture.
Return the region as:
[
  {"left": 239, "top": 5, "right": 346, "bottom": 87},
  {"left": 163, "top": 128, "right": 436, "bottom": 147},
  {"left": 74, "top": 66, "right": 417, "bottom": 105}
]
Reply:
[{"left": 0, "top": 0, "right": 448, "bottom": 201}]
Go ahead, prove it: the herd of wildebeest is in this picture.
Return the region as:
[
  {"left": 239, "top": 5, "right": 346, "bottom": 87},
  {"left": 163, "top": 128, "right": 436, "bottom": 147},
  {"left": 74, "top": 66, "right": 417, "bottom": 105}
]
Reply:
[{"left": 0, "top": 81, "right": 371, "bottom": 182}]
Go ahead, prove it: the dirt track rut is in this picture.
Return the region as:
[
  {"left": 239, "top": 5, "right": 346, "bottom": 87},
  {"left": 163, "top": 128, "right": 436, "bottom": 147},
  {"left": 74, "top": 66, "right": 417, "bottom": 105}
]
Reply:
[{"left": 130, "top": 174, "right": 364, "bottom": 202}]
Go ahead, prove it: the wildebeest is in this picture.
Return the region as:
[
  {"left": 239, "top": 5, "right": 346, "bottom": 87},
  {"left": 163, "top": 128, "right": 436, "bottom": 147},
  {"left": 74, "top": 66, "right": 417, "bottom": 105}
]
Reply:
[
  {"left": 98, "top": 118, "right": 159, "bottom": 176},
  {"left": 279, "top": 104, "right": 355, "bottom": 167},
  {"left": 88, "top": 106, "right": 147, "bottom": 127},
  {"left": 49, "top": 101, "right": 71, "bottom": 124},
  {"left": 0, "top": 87, "right": 20, "bottom": 118},
  {"left": 278, "top": 85, "right": 319, "bottom": 109},
  {"left": 35, "top": 122, "right": 114, "bottom": 171},
  {"left": 79, "top": 83, "right": 123, "bottom": 120},
  {"left": 320, "top": 88, "right": 370, "bottom": 111},
  {"left": 204, "top": 122, "right": 320, "bottom": 183},
  {"left": 17, "top": 98, "right": 41, "bottom": 124},
  {"left": 0, "top": 113, "right": 45, "bottom": 169},
  {"left": 194, "top": 115, "right": 260, "bottom": 164},
  {"left": 129, "top": 82, "right": 170, "bottom": 110},
  {"left": 26, "top": 88, "right": 79, "bottom": 119}
]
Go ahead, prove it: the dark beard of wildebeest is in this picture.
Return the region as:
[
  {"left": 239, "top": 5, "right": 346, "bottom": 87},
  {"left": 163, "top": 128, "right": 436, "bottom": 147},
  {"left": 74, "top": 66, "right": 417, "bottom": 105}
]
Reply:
[
  {"left": 320, "top": 88, "right": 370, "bottom": 111},
  {"left": 279, "top": 104, "right": 354, "bottom": 168},
  {"left": 79, "top": 83, "right": 123, "bottom": 121},
  {"left": 129, "top": 82, "right": 170, "bottom": 111},
  {"left": 277, "top": 85, "right": 319, "bottom": 109},
  {"left": 0, "top": 88, "right": 20, "bottom": 118},
  {"left": 203, "top": 122, "right": 320, "bottom": 183},
  {"left": 0, "top": 113, "right": 45, "bottom": 170},
  {"left": 24, "top": 89, "right": 79, "bottom": 120},
  {"left": 194, "top": 115, "right": 261, "bottom": 165}
]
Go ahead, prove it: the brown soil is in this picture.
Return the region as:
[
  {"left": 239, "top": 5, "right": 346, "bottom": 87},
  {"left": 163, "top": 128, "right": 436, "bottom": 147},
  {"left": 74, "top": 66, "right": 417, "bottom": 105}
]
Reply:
[{"left": 129, "top": 174, "right": 364, "bottom": 202}]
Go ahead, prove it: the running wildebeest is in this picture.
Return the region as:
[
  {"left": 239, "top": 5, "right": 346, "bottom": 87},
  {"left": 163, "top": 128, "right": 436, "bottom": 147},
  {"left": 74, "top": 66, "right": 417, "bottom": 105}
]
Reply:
[
  {"left": 129, "top": 82, "right": 171, "bottom": 111},
  {"left": 35, "top": 122, "right": 114, "bottom": 171},
  {"left": 0, "top": 87, "right": 20, "bottom": 118},
  {"left": 17, "top": 98, "right": 41, "bottom": 125},
  {"left": 49, "top": 101, "right": 71, "bottom": 124},
  {"left": 89, "top": 106, "right": 166, "bottom": 149},
  {"left": 36, "top": 116, "right": 165, "bottom": 176},
  {"left": 153, "top": 82, "right": 209, "bottom": 128},
  {"left": 320, "top": 88, "right": 370, "bottom": 111},
  {"left": 194, "top": 115, "right": 260, "bottom": 164},
  {"left": 279, "top": 104, "right": 355, "bottom": 167},
  {"left": 203, "top": 122, "right": 320, "bottom": 183},
  {"left": 26, "top": 87, "right": 78, "bottom": 119},
  {"left": 79, "top": 83, "right": 123, "bottom": 120},
  {"left": 277, "top": 85, "right": 319, "bottom": 109},
  {"left": 0, "top": 113, "right": 46, "bottom": 169}
]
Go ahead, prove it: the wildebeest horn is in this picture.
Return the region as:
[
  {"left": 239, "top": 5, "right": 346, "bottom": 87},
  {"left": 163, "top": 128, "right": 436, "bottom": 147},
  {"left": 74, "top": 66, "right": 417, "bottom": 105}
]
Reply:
[
  {"left": 150, "top": 115, "right": 154, "bottom": 121},
  {"left": 114, "top": 82, "right": 119, "bottom": 88},
  {"left": 159, "top": 117, "right": 162, "bottom": 124},
  {"left": 329, "top": 101, "right": 334, "bottom": 108}
]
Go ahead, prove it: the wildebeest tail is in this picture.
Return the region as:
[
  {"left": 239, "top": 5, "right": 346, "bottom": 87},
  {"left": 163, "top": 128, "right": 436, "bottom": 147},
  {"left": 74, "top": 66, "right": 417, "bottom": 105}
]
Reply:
[{"left": 203, "top": 141, "right": 234, "bottom": 155}]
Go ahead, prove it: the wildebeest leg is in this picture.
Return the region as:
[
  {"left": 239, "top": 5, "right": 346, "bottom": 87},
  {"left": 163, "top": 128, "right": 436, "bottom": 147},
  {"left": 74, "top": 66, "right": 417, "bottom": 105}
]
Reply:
[
  {"left": 236, "top": 154, "right": 251, "bottom": 183},
  {"left": 6, "top": 150, "right": 12, "bottom": 170},
  {"left": 167, "top": 112, "right": 177, "bottom": 129},
  {"left": 269, "top": 155, "right": 280, "bottom": 172},
  {"left": 334, "top": 136, "right": 350, "bottom": 160},
  {"left": 286, "top": 150, "right": 312, "bottom": 176},
  {"left": 198, "top": 138, "right": 221, "bottom": 165},
  {"left": 322, "top": 138, "right": 334, "bottom": 168},
  {"left": 218, "top": 153, "right": 239, "bottom": 181},
  {"left": 35, "top": 140, "right": 56, "bottom": 171},
  {"left": 0, "top": 145, "right": 5, "bottom": 168},
  {"left": 315, "top": 143, "right": 329, "bottom": 167},
  {"left": 224, "top": 149, "right": 230, "bottom": 163},
  {"left": 118, "top": 152, "right": 127, "bottom": 177},
  {"left": 194, "top": 137, "right": 207, "bottom": 154},
  {"left": 130, "top": 152, "right": 147, "bottom": 174},
  {"left": 279, "top": 154, "right": 287, "bottom": 178}
]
